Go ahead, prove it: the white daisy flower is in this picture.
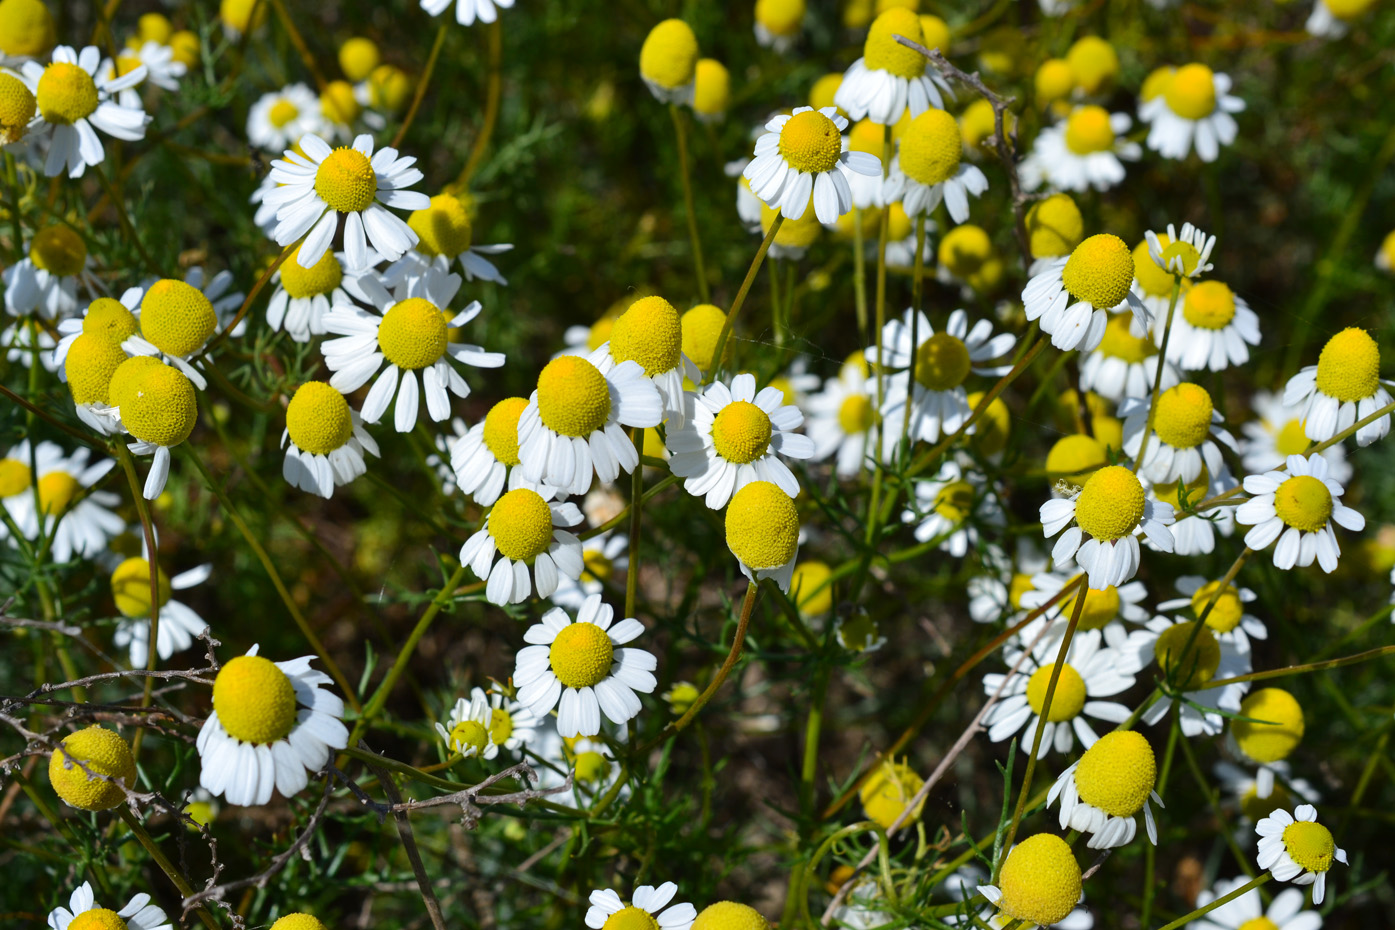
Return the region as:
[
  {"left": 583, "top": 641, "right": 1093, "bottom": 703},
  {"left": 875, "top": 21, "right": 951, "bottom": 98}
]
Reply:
[
  {"left": 1048, "top": 730, "right": 1163, "bottom": 849},
  {"left": 449, "top": 397, "right": 532, "bottom": 506},
  {"left": 3, "top": 441, "right": 123, "bottom": 563},
  {"left": 513, "top": 593, "right": 657, "bottom": 738},
  {"left": 595, "top": 295, "right": 700, "bottom": 426},
  {"left": 1147, "top": 221, "right": 1217, "bottom": 281},
  {"left": 1022, "top": 234, "right": 1150, "bottom": 352},
  {"left": 743, "top": 106, "right": 880, "bottom": 224},
  {"left": 19, "top": 45, "right": 149, "bottom": 178},
  {"left": 422, "top": 0, "right": 515, "bottom": 26},
  {"left": 383, "top": 192, "right": 512, "bottom": 288},
  {"left": 120, "top": 278, "right": 223, "bottom": 390},
  {"left": 321, "top": 266, "right": 503, "bottom": 432},
  {"left": 1192, "top": 876, "right": 1324, "bottom": 930},
  {"left": 281, "top": 381, "right": 379, "bottom": 499},
  {"left": 638, "top": 19, "right": 699, "bottom": 104},
  {"left": 250, "top": 172, "right": 281, "bottom": 237},
  {"left": 1307, "top": 0, "right": 1374, "bottom": 38},
  {"left": 1158, "top": 576, "right": 1266, "bottom": 651},
  {"left": 902, "top": 459, "right": 1004, "bottom": 558},
  {"left": 1145, "top": 466, "right": 1238, "bottom": 557},
  {"left": 1121, "top": 382, "right": 1238, "bottom": 484},
  {"left": 551, "top": 531, "right": 627, "bottom": 610},
  {"left": 975, "top": 835, "right": 1090, "bottom": 930},
  {"left": 1214, "top": 760, "right": 1320, "bottom": 833},
  {"left": 105, "top": 356, "right": 199, "bottom": 500},
  {"left": 1041, "top": 465, "right": 1175, "bottom": 589},
  {"left": 666, "top": 371, "right": 814, "bottom": 509},
  {"left": 1256, "top": 805, "right": 1348, "bottom": 904},
  {"left": 1019, "top": 572, "right": 1149, "bottom": 643},
  {"left": 110, "top": 555, "right": 212, "bottom": 668},
  {"left": 833, "top": 8, "right": 952, "bottom": 126},
  {"left": 2, "top": 319, "right": 57, "bottom": 371},
  {"left": 883, "top": 108, "right": 988, "bottom": 224},
  {"left": 1019, "top": 106, "right": 1140, "bottom": 193},
  {"left": 460, "top": 479, "right": 583, "bottom": 606},
  {"left": 266, "top": 132, "right": 431, "bottom": 270},
  {"left": 479, "top": 683, "right": 539, "bottom": 756},
  {"left": 1236, "top": 453, "right": 1364, "bottom": 573},
  {"left": 1165, "top": 279, "right": 1260, "bottom": 372},
  {"left": 266, "top": 245, "right": 366, "bottom": 342},
  {"left": 1282, "top": 326, "right": 1392, "bottom": 447},
  {"left": 967, "top": 541, "right": 1049, "bottom": 625},
  {"left": 196, "top": 644, "right": 348, "bottom": 806},
  {"left": 1078, "top": 313, "right": 1180, "bottom": 403},
  {"left": 246, "top": 83, "right": 324, "bottom": 152},
  {"left": 433, "top": 688, "right": 498, "bottom": 760},
  {"left": 117, "top": 41, "right": 185, "bottom": 92},
  {"left": 1241, "top": 390, "right": 1351, "bottom": 485},
  {"left": 3, "top": 223, "right": 102, "bottom": 319},
  {"left": 46, "top": 882, "right": 171, "bottom": 930},
  {"left": 1138, "top": 64, "right": 1245, "bottom": 162},
  {"left": 1126, "top": 614, "right": 1252, "bottom": 737},
  {"left": 585, "top": 882, "right": 695, "bottom": 930},
  {"left": 806, "top": 359, "right": 878, "bottom": 477},
  {"left": 725, "top": 480, "right": 801, "bottom": 592}
]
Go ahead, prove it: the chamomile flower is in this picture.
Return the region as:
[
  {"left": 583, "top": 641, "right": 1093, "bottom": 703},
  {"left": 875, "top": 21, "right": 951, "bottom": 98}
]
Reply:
[
  {"left": 422, "top": 0, "right": 515, "bottom": 26},
  {"left": 1049, "top": 730, "right": 1163, "bottom": 848},
  {"left": 1147, "top": 467, "right": 1239, "bottom": 556},
  {"left": 1231, "top": 688, "right": 1306, "bottom": 785},
  {"left": 884, "top": 108, "right": 988, "bottom": 223},
  {"left": 197, "top": 645, "right": 348, "bottom": 806},
  {"left": 444, "top": 398, "right": 526, "bottom": 506},
  {"left": 1121, "top": 382, "right": 1238, "bottom": 484},
  {"left": 459, "top": 480, "right": 583, "bottom": 606},
  {"left": 806, "top": 360, "right": 878, "bottom": 477},
  {"left": 597, "top": 295, "right": 700, "bottom": 425},
  {"left": 321, "top": 267, "right": 504, "bottom": 432},
  {"left": 1019, "top": 572, "right": 1149, "bottom": 641},
  {"left": 1166, "top": 280, "right": 1260, "bottom": 371},
  {"left": 903, "top": 459, "right": 1004, "bottom": 558},
  {"left": 116, "top": 40, "right": 185, "bottom": 92},
  {"left": 281, "top": 381, "right": 379, "bottom": 498},
  {"left": 246, "top": 83, "right": 324, "bottom": 153},
  {"left": 551, "top": 531, "right": 627, "bottom": 610},
  {"left": 3, "top": 223, "right": 101, "bottom": 318},
  {"left": 517, "top": 347, "right": 663, "bottom": 495},
  {"left": 666, "top": 372, "right": 814, "bottom": 508},
  {"left": 250, "top": 173, "right": 282, "bottom": 236},
  {"left": 1191, "top": 877, "right": 1323, "bottom": 930},
  {"left": 1158, "top": 576, "right": 1267, "bottom": 649},
  {"left": 1148, "top": 222, "right": 1217, "bottom": 282},
  {"left": 872, "top": 308, "right": 1016, "bottom": 447},
  {"left": 0, "top": 0, "right": 54, "bottom": 67},
  {"left": 1041, "top": 465, "right": 1175, "bottom": 588},
  {"left": 121, "top": 278, "right": 220, "bottom": 389},
  {"left": 1023, "top": 234, "right": 1150, "bottom": 352},
  {"left": 1128, "top": 614, "right": 1252, "bottom": 737},
  {"left": 433, "top": 688, "right": 497, "bottom": 759},
  {"left": 1283, "top": 327, "right": 1392, "bottom": 447},
  {"left": 754, "top": 0, "right": 804, "bottom": 52},
  {"left": 19, "top": 45, "right": 149, "bottom": 178},
  {"left": 3, "top": 441, "right": 123, "bottom": 563},
  {"left": 1024, "top": 192, "right": 1084, "bottom": 274},
  {"left": 46, "top": 882, "right": 171, "bottom": 930},
  {"left": 692, "top": 58, "right": 730, "bottom": 122},
  {"left": 182, "top": 265, "right": 246, "bottom": 338},
  {"left": 266, "top": 245, "right": 358, "bottom": 342},
  {"left": 1079, "top": 313, "right": 1180, "bottom": 403},
  {"left": 385, "top": 192, "right": 512, "bottom": 287},
  {"left": 744, "top": 106, "right": 880, "bottom": 224},
  {"left": 1236, "top": 453, "right": 1364, "bottom": 573},
  {"left": 834, "top": 9, "right": 952, "bottom": 125},
  {"left": 267, "top": 132, "right": 430, "bottom": 270},
  {"left": 982, "top": 627, "right": 1136, "bottom": 757},
  {"left": 1241, "top": 390, "right": 1351, "bottom": 483},
  {"left": 1019, "top": 105, "right": 1140, "bottom": 193},
  {"left": 976, "top": 834, "right": 1083, "bottom": 930},
  {"left": 106, "top": 356, "right": 199, "bottom": 500},
  {"left": 726, "top": 480, "right": 800, "bottom": 591},
  {"left": 109, "top": 555, "right": 211, "bottom": 667},
  {"left": 480, "top": 684, "right": 539, "bottom": 756},
  {"left": 1138, "top": 64, "right": 1245, "bottom": 162},
  {"left": 514, "top": 594, "right": 656, "bottom": 738},
  {"left": 1307, "top": 0, "right": 1376, "bottom": 38},
  {"left": 531, "top": 727, "right": 625, "bottom": 805},
  {"left": 1255, "top": 805, "right": 1348, "bottom": 904},
  {"left": 639, "top": 19, "right": 699, "bottom": 104},
  {"left": 52, "top": 294, "right": 139, "bottom": 433},
  {"left": 586, "top": 883, "right": 696, "bottom": 930},
  {"left": 1215, "top": 760, "right": 1320, "bottom": 831}
]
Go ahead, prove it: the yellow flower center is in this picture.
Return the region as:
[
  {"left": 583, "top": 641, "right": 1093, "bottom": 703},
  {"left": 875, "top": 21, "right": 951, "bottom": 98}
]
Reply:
[
  {"left": 1314, "top": 327, "right": 1381, "bottom": 402},
  {"left": 582, "top": 547, "right": 615, "bottom": 583},
  {"left": 482, "top": 397, "right": 527, "bottom": 467},
  {"left": 1035, "top": 57, "right": 1074, "bottom": 106},
  {"left": 29, "top": 224, "right": 87, "bottom": 277},
  {"left": 1066, "top": 36, "right": 1119, "bottom": 96},
  {"left": 762, "top": 199, "right": 823, "bottom": 247},
  {"left": 48, "top": 725, "right": 136, "bottom": 812},
  {"left": 1164, "top": 64, "right": 1217, "bottom": 120},
  {"left": 339, "top": 37, "right": 381, "bottom": 83},
  {"left": 790, "top": 561, "right": 833, "bottom": 615},
  {"left": 1182, "top": 280, "right": 1237, "bottom": 329},
  {"left": 932, "top": 480, "right": 975, "bottom": 523},
  {"left": 900, "top": 108, "right": 961, "bottom": 185},
  {"left": 1153, "top": 383, "right": 1214, "bottom": 450},
  {"left": 755, "top": 0, "right": 805, "bottom": 35},
  {"left": 726, "top": 480, "right": 799, "bottom": 569},
  {"left": 269, "top": 915, "right": 328, "bottom": 930},
  {"left": 221, "top": 0, "right": 269, "bottom": 33},
  {"left": 1141, "top": 66, "right": 1176, "bottom": 103},
  {"left": 862, "top": 9, "right": 926, "bottom": 79},
  {"left": 0, "top": 0, "right": 54, "bottom": 58},
  {"left": 681, "top": 304, "right": 730, "bottom": 371},
  {"left": 408, "top": 193, "right": 473, "bottom": 259},
  {"left": 36, "top": 470, "right": 78, "bottom": 516},
  {"left": 778, "top": 109, "right": 843, "bottom": 175},
  {"left": 603, "top": 907, "right": 659, "bottom": 930},
  {"left": 913, "top": 332, "right": 971, "bottom": 391},
  {"left": 1237, "top": 919, "right": 1279, "bottom": 930},
  {"left": 693, "top": 58, "right": 730, "bottom": 114},
  {"left": 0, "top": 71, "right": 35, "bottom": 141},
  {"left": 1234, "top": 688, "right": 1305, "bottom": 764},
  {"left": 1025, "top": 193, "right": 1083, "bottom": 260},
  {"left": 314, "top": 146, "right": 377, "bottom": 214},
  {"left": 280, "top": 244, "right": 344, "bottom": 299},
  {"left": 140, "top": 279, "right": 217, "bottom": 357},
  {"left": 712, "top": 400, "right": 774, "bottom": 464},
  {"left": 1025, "top": 663, "right": 1086, "bottom": 722},
  {"left": 586, "top": 316, "right": 616, "bottom": 352},
  {"left": 1073, "top": 465, "right": 1145, "bottom": 541},
  {"left": 1326, "top": 0, "right": 1377, "bottom": 18},
  {"left": 1133, "top": 237, "right": 1176, "bottom": 297},
  {"left": 109, "top": 358, "right": 198, "bottom": 448},
  {"left": 639, "top": 18, "right": 698, "bottom": 90},
  {"left": 691, "top": 901, "right": 770, "bottom": 930},
  {"left": 488, "top": 488, "right": 554, "bottom": 562},
  {"left": 1062, "top": 234, "right": 1135, "bottom": 310},
  {"left": 837, "top": 393, "right": 875, "bottom": 434},
  {"left": 1075, "top": 729, "right": 1155, "bottom": 817},
  {"left": 537, "top": 355, "right": 612, "bottom": 437},
  {"left": 448, "top": 719, "right": 488, "bottom": 755},
  {"left": 183, "top": 798, "right": 215, "bottom": 827},
  {"left": 1188, "top": 580, "right": 1244, "bottom": 633},
  {"left": 367, "top": 64, "right": 411, "bottom": 111},
  {"left": 846, "top": 118, "right": 885, "bottom": 157},
  {"left": 1282, "top": 820, "right": 1336, "bottom": 873},
  {"left": 1097, "top": 313, "right": 1156, "bottom": 363},
  {"left": 320, "top": 79, "right": 360, "bottom": 125},
  {"left": 919, "top": 13, "right": 951, "bottom": 53},
  {"left": 886, "top": 201, "right": 913, "bottom": 241},
  {"left": 1061, "top": 584, "right": 1121, "bottom": 631},
  {"left": 212, "top": 655, "right": 299, "bottom": 745},
  {"left": 66, "top": 333, "right": 128, "bottom": 405},
  {"left": 573, "top": 748, "right": 608, "bottom": 782},
  {"left": 377, "top": 297, "right": 448, "bottom": 370},
  {"left": 858, "top": 759, "right": 925, "bottom": 829},
  {"left": 967, "top": 390, "right": 1011, "bottom": 455},
  {"left": 611, "top": 295, "right": 682, "bottom": 376},
  {"left": 549, "top": 622, "right": 614, "bottom": 689},
  {"left": 1241, "top": 782, "right": 1293, "bottom": 824},
  {"left": 82, "top": 297, "right": 138, "bottom": 341},
  {"left": 1273, "top": 475, "right": 1333, "bottom": 534},
  {"left": 136, "top": 12, "right": 172, "bottom": 44},
  {"left": 268, "top": 99, "right": 299, "bottom": 128},
  {"left": 1008, "top": 573, "right": 1035, "bottom": 610},
  {"left": 36, "top": 61, "right": 97, "bottom": 125},
  {"left": 809, "top": 73, "right": 842, "bottom": 112},
  {"left": 69, "top": 910, "right": 127, "bottom": 930},
  {"left": 997, "top": 833, "right": 1082, "bottom": 928},
  {"left": 169, "top": 31, "right": 200, "bottom": 68},
  {"left": 489, "top": 707, "right": 513, "bottom": 744},
  {"left": 1063, "top": 105, "right": 1115, "bottom": 155},
  {"left": 1154, "top": 621, "right": 1221, "bottom": 690},
  {"left": 1274, "top": 419, "right": 1310, "bottom": 457},
  {"left": 286, "top": 381, "right": 353, "bottom": 456},
  {"left": 1161, "top": 241, "right": 1203, "bottom": 278},
  {"left": 0, "top": 457, "right": 30, "bottom": 497},
  {"left": 110, "top": 556, "right": 172, "bottom": 617}
]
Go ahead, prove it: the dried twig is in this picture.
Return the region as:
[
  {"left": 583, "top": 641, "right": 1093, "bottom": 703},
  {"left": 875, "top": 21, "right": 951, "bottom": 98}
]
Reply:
[{"left": 357, "top": 744, "right": 450, "bottom": 930}]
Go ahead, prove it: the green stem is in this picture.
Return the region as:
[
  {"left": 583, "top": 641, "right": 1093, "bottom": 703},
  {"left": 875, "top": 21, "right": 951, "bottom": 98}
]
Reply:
[
  {"left": 852, "top": 208, "right": 869, "bottom": 346},
  {"left": 898, "top": 214, "right": 927, "bottom": 461},
  {"left": 118, "top": 807, "right": 221, "bottom": 930},
  {"left": 1153, "top": 874, "right": 1271, "bottom": 930},
  {"left": 1132, "top": 276, "right": 1182, "bottom": 474},
  {"left": 115, "top": 445, "right": 160, "bottom": 760},
  {"left": 391, "top": 22, "right": 448, "bottom": 149},
  {"left": 709, "top": 215, "right": 783, "bottom": 383},
  {"left": 456, "top": 20, "right": 503, "bottom": 188},
  {"left": 1202, "top": 644, "right": 1395, "bottom": 690},
  {"left": 669, "top": 103, "right": 709, "bottom": 304},
  {"left": 625, "top": 428, "right": 643, "bottom": 621}
]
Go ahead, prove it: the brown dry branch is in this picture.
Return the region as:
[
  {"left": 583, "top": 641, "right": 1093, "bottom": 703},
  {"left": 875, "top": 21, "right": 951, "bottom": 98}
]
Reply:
[{"left": 357, "top": 745, "right": 450, "bottom": 930}]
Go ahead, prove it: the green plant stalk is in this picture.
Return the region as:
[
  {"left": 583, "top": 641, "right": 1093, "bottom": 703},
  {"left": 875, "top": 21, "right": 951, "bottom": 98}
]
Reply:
[
  {"left": 626, "top": 427, "right": 644, "bottom": 621},
  {"left": 1176, "top": 721, "right": 1257, "bottom": 878},
  {"left": 1132, "top": 276, "right": 1182, "bottom": 474},
  {"left": 392, "top": 22, "right": 449, "bottom": 149},
  {"left": 268, "top": 0, "right": 326, "bottom": 90},
  {"left": 115, "top": 444, "right": 162, "bottom": 760},
  {"left": 1337, "top": 726, "right": 1390, "bottom": 838},
  {"left": 709, "top": 215, "right": 783, "bottom": 383},
  {"left": 581, "top": 474, "right": 680, "bottom": 540},
  {"left": 1153, "top": 873, "right": 1271, "bottom": 930},
  {"left": 770, "top": 256, "right": 784, "bottom": 347},
  {"left": 852, "top": 207, "right": 869, "bottom": 345},
  {"left": 1142, "top": 713, "right": 1182, "bottom": 927},
  {"left": 669, "top": 103, "right": 710, "bottom": 304},
  {"left": 117, "top": 807, "right": 221, "bottom": 930},
  {"left": 897, "top": 214, "right": 927, "bottom": 459},
  {"left": 864, "top": 126, "right": 894, "bottom": 550},
  {"left": 1201, "top": 644, "right": 1395, "bottom": 690},
  {"left": 1163, "top": 548, "right": 1252, "bottom": 696},
  {"left": 456, "top": 19, "right": 503, "bottom": 188}
]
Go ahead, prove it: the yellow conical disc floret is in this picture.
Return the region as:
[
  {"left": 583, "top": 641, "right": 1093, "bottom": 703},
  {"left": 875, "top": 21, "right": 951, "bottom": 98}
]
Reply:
[
  {"left": 1154, "top": 621, "right": 1221, "bottom": 689},
  {"left": 778, "top": 109, "right": 842, "bottom": 175},
  {"left": 1273, "top": 475, "right": 1332, "bottom": 534},
  {"left": 1025, "top": 194, "right": 1083, "bottom": 260},
  {"left": 36, "top": 61, "right": 96, "bottom": 125},
  {"left": 106, "top": 355, "right": 161, "bottom": 407},
  {"left": 1046, "top": 434, "right": 1107, "bottom": 485},
  {"left": 761, "top": 199, "right": 822, "bottom": 249},
  {"left": 0, "top": 457, "right": 30, "bottom": 497},
  {"left": 29, "top": 224, "right": 86, "bottom": 276},
  {"left": 1273, "top": 419, "right": 1310, "bottom": 457},
  {"left": 269, "top": 914, "right": 329, "bottom": 930},
  {"left": 0, "top": 0, "right": 55, "bottom": 58},
  {"left": 1188, "top": 580, "right": 1244, "bottom": 633},
  {"left": 1165, "top": 64, "right": 1216, "bottom": 120},
  {"left": 601, "top": 908, "right": 659, "bottom": 930},
  {"left": 712, "top": 401, "right": 773, "bottom": 464},
  {"left": 1076, "top": 730, "right": 1155, "bottom": 817},
  {"left": 110, "top": 358, "right": 198, "bottom": 447},
  {"left": 726, "top": 481, "right": 798, "bottom": 570},
  {"left": 692, "top": 901, "right": 769, "bottom": 930},
  {"left": 1233, "top": 688, "right": 1305, "bottom": 764},
  {"left": 938, "top": 224, "right": 999, "bottom": 290},
  {"left": 66, "top": 333, "right": 128, "bottom": 405},
  {"left": 1074, "top": 465, "right": 1144, "bottom": 541},
  {"left": 919, "top": 14, "right": 950, "bottom": 53},
  {"left": 790, "top": 561, "right": 833, "bottom": 615},
  {"left": 1035, "top": 58, "right": 1074, "bottom": 107},
  {"left": 82, "top": 297, "right": 138, "bottom": 342},
  {"left": 863, "top": 9, "right": 925, "bottom": 79},
  {"left": 550, "top": 621, "right": 614, "bottom": 689},
  {"left": 967, "top": 390, "right": 1010, "bottom": 455},
  {"left": 367, "top": 64, "right": 411, "bottom": 112},
  {"left": 1025, "top": 664, "right": 1086, "bottom": 721},
  {"left": 488, "top": 706, "right": 513, "bottom": 744},
  {"left": 315, "top": 146, "right": 377, "bottom": 213},
  {"left": 809, "top": 73, "right": 842, "bottom": 112},
  {"left": 69, "top": 908, "right": 127, "bottom": 930},
  {"left": 900, "top": 108, "right": 961, "bottom": 186},
  {"left": 1066, "top": 36, "right": 1118, "bottom": 96},
  {"left": 448, "top": 719, "right": 488, "bottom": 755},
  {"left": 996, "top": 833, "right": 1081, "bottom": 927},
  {"left": 339, "top": 37, "right": 380, "bottom": 83},
  {"left": 755, "top": 0, "right": 804, "bottom": 36},
  {"left": 141, "top": 279, "right": 216, "bottom": 357},
  {"left": 682, "top": 304, "right": 730, "bottom": 372},
  {"left": 378, "top": 297, "right": 448, "bottom": 370},
  {"left": 1315, "top": 327, "right": 1380, "bottom": 402},
  {"left": 838, "top": 392, "right": 875, "bottom": 434},
  {"left": 1061, "top": 584, "right": 1121, "bottom": 632},
  {"left": 1063, "top": 105, "right": 1115, "bottom": 155},
  {"left": 859, "top": 759, "right": 925, "bottom": 829},
  {"left": 1153, "top": 383, "right": 1213, "bottom": 449},
  {"left": 48, "top": 725, "right": 136, "bottom": 811},
  {"left": 1098, "top": 313, "right": 1156, "bottom": 363},
  {"left": 286, "top": 382, "right": 353, "bottom": 456},
  {"left": 280, "top": 244, "right": 343, "bottom": 299},
  {"left": 169, "top": 31, "right": 200, "bottom": 68},
  {"left": 0, "top": 72, "right": 36, "bottom": 143},
  {"left": 409, "top": 193, "right": 472, "bottom": 259},
  {"left": 537, "top": 355, "right": 612, "bottom": 437},
  {"left": 1132, "top": 237, "right": 1176, "bottom": 298},
  {"left": 1183, "top": 280, "right": 1237, "bottom": 329},
  {"left": 914, "top": 332, "right": 970, "bottom": 390},
  {"left": 134, "top": 12, "right": 172, "bottom": 45},
  {"left": 611, "top": 296, "right": 682, "bottom": 376},
  {"left": 693, "top": 58, "right": 730, "bottom": 117},
  {"left": 1063, "top": 234, "right": 1135, "bottom": 311},
  {"left": 959, "top": 98, "right": 1009, "bottom": 151},
  {"left": 220, "top": 0, "right": 268, "bottom": 34},
  {"left": 110, "top": 556, "right": 172, "bottom": 617},
  {"left": 488, "top": 488, "right": 554, "bottom": 561},
  {"left": 483, "top": 397, "right": 528, "bottom": 466},
  {"left": 639, "top": 19, "right": 698, "bottom": 91},
  {"left": 1282, "top": 819, "right": 1336, "bottom": 873},
  {"left": 37, "top": 470, "right": 78, "bottom": 516},
  {"left": 213, "top": 655, "right": 298, "bottom": 745},
  {"left": 1141, "top": 66, "right": 1176, "bottom": 103}
]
